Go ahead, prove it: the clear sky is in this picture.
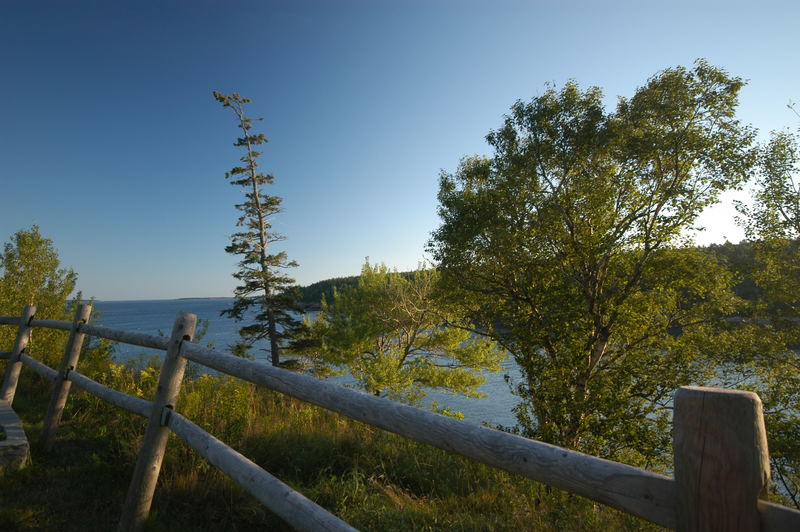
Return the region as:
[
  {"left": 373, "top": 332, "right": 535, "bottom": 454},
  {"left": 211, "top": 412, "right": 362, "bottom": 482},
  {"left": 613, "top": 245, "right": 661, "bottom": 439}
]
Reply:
[{"left": 1, "top": 0, "right": 798, "bottom": 300}]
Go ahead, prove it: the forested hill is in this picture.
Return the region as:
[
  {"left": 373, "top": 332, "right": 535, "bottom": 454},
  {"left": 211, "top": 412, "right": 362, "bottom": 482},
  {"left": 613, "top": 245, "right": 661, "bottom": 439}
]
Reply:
[
  {"left": 298, "top": 275, "right": 360, "bottom": 307},
  {"left": 298, "top": 271, "right": 414, "bottom": 308},
  {"left": 297, "top": 242, "right": 761, "bottom": 309}
]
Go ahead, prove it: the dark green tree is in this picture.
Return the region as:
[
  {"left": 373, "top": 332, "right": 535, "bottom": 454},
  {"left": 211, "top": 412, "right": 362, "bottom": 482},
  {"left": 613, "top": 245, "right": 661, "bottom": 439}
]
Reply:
[
  {"left": 214, "top": 91, "right": 300, "bottom": 366},
  {"left": 429, "top": 60, "right": 757, "bottom": 463}
]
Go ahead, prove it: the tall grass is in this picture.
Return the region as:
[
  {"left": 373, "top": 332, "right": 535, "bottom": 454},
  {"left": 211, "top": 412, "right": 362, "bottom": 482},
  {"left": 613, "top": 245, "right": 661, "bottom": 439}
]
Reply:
[{"left": 0, "top": 347, "right": 661, "bottom": 531}]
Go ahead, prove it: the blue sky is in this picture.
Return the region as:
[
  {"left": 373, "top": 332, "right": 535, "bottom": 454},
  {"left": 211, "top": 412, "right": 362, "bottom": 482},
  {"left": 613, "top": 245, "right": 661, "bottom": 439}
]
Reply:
[{"left": 1, "top": 0, "right": 798, "bottom": 300}]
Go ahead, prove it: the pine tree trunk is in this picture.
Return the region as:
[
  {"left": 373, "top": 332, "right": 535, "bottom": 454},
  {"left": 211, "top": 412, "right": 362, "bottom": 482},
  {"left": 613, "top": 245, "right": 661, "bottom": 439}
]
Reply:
[{"left": 267, "top": 308, "right": 279, "bottom": 367}]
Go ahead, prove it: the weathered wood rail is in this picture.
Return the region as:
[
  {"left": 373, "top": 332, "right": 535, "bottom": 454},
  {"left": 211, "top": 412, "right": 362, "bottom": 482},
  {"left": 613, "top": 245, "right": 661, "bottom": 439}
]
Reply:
[{"left": 1, "top": 304, "right": 799, "bottom": 531}]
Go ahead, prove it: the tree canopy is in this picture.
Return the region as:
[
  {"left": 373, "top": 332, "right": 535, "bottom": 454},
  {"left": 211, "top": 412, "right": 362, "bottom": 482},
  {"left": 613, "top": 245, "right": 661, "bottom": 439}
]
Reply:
[
  {"left": 735, "top": 128, "right": 800, "bottom": 506},
  {"left": 0, "top": 226, "right": 79, "bottom": 366},
  {"left": 429, "top": 60, "right": 756, "bottom": 461},
  {"left": 737, "top": 131, "right": 800, "bottom": 315},
  {"left": 302, "top": 261, "right": 503, "bottom": 409}
]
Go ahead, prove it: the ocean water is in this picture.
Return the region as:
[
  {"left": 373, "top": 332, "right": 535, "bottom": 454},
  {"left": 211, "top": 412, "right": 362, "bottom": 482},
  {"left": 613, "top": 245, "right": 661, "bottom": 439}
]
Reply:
[{"left": 92, "top": 298, "right": 522, "bottom": 427}]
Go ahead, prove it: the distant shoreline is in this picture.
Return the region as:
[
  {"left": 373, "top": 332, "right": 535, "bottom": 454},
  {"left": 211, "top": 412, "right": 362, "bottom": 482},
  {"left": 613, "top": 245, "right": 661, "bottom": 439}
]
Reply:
[
  {"left": 86, "top": 296, "right": 234, "bottom": 303},
  {"left": 175, "top": 297, "right": 232, "bottom": 301},
  {"left": 89, "top": 298, "right": 320, "bottom": 311}
]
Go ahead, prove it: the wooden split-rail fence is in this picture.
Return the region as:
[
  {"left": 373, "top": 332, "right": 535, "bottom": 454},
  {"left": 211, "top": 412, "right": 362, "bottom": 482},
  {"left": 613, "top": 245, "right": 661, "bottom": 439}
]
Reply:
[{"left": 1, "top": 303, "right": 800, "bottom": 531}]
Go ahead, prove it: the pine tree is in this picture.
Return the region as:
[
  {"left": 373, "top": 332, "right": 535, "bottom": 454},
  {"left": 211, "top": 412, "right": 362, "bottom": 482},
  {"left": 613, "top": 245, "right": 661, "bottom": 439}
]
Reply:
[{"left": 214, "top": 91, "right": 300, "bottom": 366}]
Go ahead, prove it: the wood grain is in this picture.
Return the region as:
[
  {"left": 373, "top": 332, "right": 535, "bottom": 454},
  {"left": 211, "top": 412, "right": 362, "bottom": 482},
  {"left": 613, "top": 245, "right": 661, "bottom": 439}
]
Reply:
[
  {"left": 78, "top": 323, "right": 169, "bottom": 351},
  {"left": 29, "top": 319, "right": 72, "bottom": 332},
  {"left": 19, "top": 353, "right": 58, "bottom": 381},
  {"left": 118, "top": 312, "right": 196, "bottom": 532},
  {"left": 40, "top": 304, "right": 93, "bottom": 449},
  {"left": 759, "top": 499, "right": 800, "bottom": 531},
  {"left": 0, "top": 305, "right": 36, "bottom": 404},
  {"left": 673, "top": 386, "right": 770, "bottom": 531}
]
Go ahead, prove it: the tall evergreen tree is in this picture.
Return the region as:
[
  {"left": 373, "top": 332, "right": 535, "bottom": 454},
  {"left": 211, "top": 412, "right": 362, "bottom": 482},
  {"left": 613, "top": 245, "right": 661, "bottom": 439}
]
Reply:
[{"left": 214, "top": 91, "right": 299, "bottom": 366}]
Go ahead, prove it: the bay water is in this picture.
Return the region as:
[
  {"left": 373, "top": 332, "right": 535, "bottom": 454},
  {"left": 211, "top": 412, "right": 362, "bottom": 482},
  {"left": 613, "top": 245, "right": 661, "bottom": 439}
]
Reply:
[{"left": 92, "top": 298, "right": 522, "bottom": 427}]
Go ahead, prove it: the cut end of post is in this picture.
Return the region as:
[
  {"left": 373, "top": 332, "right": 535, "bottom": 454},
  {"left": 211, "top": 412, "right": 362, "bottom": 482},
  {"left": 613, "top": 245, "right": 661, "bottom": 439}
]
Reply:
[
  {"left": 674, "top": 385, "right": 762, "bottom": 403},
  {"left": 673, "top": 386, "right": 770, "bottom": 531},
  {"left": 175, "top": 312, "right": 196, "bottom": 343}
]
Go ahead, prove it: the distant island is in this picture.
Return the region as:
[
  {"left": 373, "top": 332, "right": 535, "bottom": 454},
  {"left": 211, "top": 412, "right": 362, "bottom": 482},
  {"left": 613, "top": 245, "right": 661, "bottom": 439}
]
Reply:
[{"left": 175, "top": 297, "right": 233, "bottom": 300}]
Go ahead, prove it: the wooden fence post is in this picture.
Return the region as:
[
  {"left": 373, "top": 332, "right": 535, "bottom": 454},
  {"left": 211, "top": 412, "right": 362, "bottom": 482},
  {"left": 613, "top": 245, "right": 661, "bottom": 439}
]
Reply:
[
  {"left": 673, "top": 386, "right": 771, "bottom": 531},
  {"left": 1, "top": 305, "right": 36, "bottom": 405},
  {"left": 39, "top": 303, "right": 93, "bottom": 450},
  {"left": 118, "top": 311, "right": 196, "bottom": 532}
]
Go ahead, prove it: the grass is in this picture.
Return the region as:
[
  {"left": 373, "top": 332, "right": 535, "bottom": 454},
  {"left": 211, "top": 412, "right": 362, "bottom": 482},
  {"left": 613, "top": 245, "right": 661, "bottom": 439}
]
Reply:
[{"left": 0, "top": 356, "right": 663, "bottom": 531}]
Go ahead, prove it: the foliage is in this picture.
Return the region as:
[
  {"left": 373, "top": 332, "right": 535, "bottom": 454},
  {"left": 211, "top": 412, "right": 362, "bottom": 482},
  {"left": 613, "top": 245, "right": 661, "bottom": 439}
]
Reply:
[
  {"left": 298, "top": 274, "right": 360, "bottom": 307},
  {"left": 737, "top": 131, "right": 800, "bottom": 314},
  {"left": 214, "top": 91, "right": 301, "bottom": 365},
  {"left": 734, "top": 129, "right": 800, "bottom": 507},
  {"left": 0, "top": 226, "right": 78, "bottom": 367},
  {"left": 302, "top": 261, "right": 503, "bottom": 407},
  {"left": 298, "top": 271, "right": 417, "bottom": 307},
  {"left": 741, "top": 131, "right": 800, "bottom": 241},
  {"left": 429, "top": 60, "right": 756, "bottom": 461},
  {"left": 1, "top": 358, "right": 658, "bottom": 531},
  {"left": 703, "top": 241, "right": 761, "bottom": 301}
]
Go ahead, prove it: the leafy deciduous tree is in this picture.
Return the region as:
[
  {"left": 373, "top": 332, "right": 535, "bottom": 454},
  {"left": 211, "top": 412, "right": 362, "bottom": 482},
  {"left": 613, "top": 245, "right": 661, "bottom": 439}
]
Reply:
[
  {"left": 738, "top": 131, "right": 800, "bottom": 313},
  {"left": 735, "top": 129, "right": 800, "bottom": 507},
  {"left": 0, "top": 226, "right": 78, "bottom": 367},
  {"left": 429, "top": 60, "right": 756, "bottom": 462},
  {"left": 303, "top": 261, "right": 503, "bottom": 409}
]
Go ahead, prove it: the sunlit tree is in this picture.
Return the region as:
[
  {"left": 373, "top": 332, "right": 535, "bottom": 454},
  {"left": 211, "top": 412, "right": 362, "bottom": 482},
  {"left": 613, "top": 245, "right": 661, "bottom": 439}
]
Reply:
[
  {"left": 735, "top": 129, "right": 800, "bottom": 507},
  {"left": 215, "top": 91, "right": 300, "bottom": 366},
  {"left": 0, "top": 226, "right": 78, "bottom": 366},
  {"left": 430, "top": 60, "right": 757, "bottom": 461},
  {"left": 304, "top": 261, "right": 503, "bottom": 409}
]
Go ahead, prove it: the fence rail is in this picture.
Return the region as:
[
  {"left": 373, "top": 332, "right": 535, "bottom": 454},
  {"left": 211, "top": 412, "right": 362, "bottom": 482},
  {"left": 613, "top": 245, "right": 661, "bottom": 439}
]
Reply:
[{"left": 1, "top": 304, "right": 799, "bottom": 531}]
